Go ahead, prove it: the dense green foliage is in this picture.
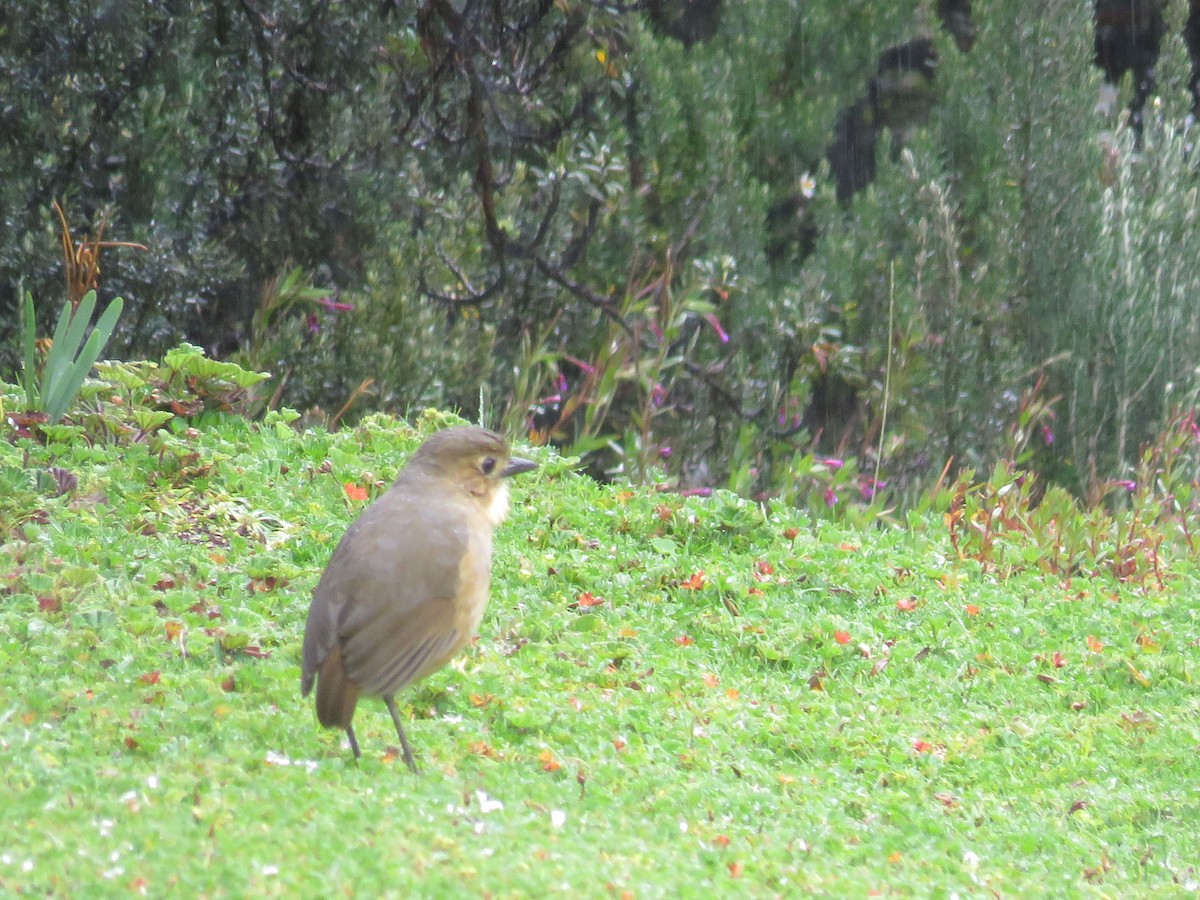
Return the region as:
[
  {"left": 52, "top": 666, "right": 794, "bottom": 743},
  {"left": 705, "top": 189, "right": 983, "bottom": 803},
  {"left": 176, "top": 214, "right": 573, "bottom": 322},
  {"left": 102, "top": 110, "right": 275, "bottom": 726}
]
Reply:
[
  {"left": 2, "top": 398, "right": 1198, "bottom": 895},
  {"left": 3, "top": 0, "right": 1200, "bottom": 504}
]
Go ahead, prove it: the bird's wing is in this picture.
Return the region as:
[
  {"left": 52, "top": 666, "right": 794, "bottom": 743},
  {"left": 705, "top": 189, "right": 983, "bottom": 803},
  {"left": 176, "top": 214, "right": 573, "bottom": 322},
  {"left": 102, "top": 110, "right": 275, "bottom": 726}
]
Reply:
[{"left": 301, "top": 483, "right": 471, "bottom": 697}]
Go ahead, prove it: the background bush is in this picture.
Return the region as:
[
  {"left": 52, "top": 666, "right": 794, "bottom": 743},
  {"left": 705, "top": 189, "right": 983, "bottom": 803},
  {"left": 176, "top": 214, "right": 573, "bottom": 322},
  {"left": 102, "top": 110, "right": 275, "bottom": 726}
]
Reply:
[{"left": 4, "top": 0, "right": 1200, "bottom": 506}]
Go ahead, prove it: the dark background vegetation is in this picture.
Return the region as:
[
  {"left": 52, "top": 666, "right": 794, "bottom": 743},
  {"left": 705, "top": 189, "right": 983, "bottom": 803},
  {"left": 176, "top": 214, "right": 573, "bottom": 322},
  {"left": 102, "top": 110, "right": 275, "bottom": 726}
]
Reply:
[{"left": 4, "top": 0, "right": 1200, "bottom": 508}]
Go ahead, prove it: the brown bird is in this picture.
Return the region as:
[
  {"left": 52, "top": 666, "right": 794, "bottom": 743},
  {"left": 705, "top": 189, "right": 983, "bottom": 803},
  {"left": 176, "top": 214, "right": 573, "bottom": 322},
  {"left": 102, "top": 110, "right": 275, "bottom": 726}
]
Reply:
[{"left": 301, "top": 426, "right": 535, "bottom": 771}]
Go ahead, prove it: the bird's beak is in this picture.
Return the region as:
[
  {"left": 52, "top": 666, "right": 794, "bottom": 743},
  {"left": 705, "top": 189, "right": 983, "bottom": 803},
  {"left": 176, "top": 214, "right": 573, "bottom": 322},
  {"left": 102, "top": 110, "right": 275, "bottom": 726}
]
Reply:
[{"left": 501, "top": 456, "right": 537, "bottom": 478}]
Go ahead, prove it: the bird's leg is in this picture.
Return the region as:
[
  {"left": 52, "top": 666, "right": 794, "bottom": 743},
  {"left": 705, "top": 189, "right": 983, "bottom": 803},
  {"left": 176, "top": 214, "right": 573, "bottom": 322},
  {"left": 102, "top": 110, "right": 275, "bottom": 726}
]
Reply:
[
  {"left": 345, "top": 725, "right": 362, "bottom": 760},
  {"left": 384, "top": 695, "right": 420, "bottom": 774}
]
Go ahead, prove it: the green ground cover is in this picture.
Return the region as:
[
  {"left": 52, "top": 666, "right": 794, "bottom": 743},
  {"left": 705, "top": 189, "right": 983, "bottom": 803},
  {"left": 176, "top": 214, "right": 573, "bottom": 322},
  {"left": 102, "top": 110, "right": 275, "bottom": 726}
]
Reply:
[{"left": 2, "top": 410, "right": 1198, "bottom": 897}]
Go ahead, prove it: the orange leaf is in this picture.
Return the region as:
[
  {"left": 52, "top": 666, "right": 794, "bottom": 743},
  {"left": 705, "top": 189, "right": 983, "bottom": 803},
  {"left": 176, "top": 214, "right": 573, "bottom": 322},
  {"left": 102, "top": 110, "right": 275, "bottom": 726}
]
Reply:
[
  {"left": 674, "top": 635, "right": 695, "bottom": 646},
  {"left": 725, "top": 688, "right": 740, "bottom": 700},
  {"left": 468, "top": 740, "right": 500, "bottom": 759},
  {"left": 728, "top": 861, "right": 744, "bottom": 878},
  {"left": 913, "top": 739, "right": 933, "bottom": 753},
  {"left": 702, "top": 672, "right": 720, "bottom": 689},
  {"left": 934, "top": 792, "right": 958, "bottom": 809},
  {"left": 896, "top": 598, "right": 917, "bottom": 611},
  {"left": 164, "top": 621, "right": 183, "bottom": 641},
  {"left": 138, "top": 671, "right": 161, "bottom": 685},
  {"left": 680, "top": 571, "right": 706, "bottom": 590},
  {"left": 834, "top": 630, "right": 851, "bottom": 645},
  {"left": 888, "top": 851, "right": 903, "bottom": 864},
  {"left": 576, "top": 592, "right": 605, "bottom": 608},
  {"left": 539, "top": 749, "right": 563, "bottom": 772},
  {"left": 1086, "top": 635, "right": 1104, "bottom": 653},
  {"left": 713, "top": 834, "right": 731, "bottom": 847},
  {"left": 964, "top": 604, "right": 980, "bottom": 616},
  {"left": 343, "top": 482, "right": 369, "bottom": 502}
]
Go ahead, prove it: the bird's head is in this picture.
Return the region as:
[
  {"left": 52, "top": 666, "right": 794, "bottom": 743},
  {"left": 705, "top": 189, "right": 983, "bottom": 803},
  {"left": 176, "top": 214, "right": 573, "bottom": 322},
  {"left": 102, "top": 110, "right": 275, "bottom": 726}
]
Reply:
[{"left": 408, "top": 426, "right": 536, "bottom": 525}]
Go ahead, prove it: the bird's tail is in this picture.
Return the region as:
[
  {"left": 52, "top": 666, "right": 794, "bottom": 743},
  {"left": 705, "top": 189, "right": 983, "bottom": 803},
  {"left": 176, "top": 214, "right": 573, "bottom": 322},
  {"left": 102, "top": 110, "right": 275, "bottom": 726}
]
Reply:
[{"left": 314, "top": 644, "right": 360, "bottom": 729}]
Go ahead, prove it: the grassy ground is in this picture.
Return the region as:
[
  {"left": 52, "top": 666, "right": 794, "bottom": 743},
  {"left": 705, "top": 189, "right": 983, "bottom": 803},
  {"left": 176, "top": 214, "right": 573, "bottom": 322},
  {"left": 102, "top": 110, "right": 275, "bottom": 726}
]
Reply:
[{"left": 2, "top": 410, "right": 1198, "bottom": 897}]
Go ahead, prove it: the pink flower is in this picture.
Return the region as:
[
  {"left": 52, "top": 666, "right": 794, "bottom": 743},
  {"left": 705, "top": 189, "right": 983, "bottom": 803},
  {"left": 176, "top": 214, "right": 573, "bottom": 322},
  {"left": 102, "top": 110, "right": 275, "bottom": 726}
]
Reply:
[
  {"left": 659, "top": 446, "right": 672, "bottom": 459},
  {"left": 1041, "top": 424, "right": 1055, "bottom": 445},
  {"left": 679, "top": 487, "right": 712, "bottom": 498},
  {"left": 317, "top": 296, "right": 355, "bottom": 313},
  {"left": 824, "top": 487, "right": 838, "bottom": 508},
  {"left": 651, "top": 383, "right": 667, "bottom": 408},
  {"left": 565, "top": 355, "right": 597, "bottom": 376},
  {"left": 858, "top": 478, "right": 885, "bottom": 500},
  {"left": 703, "top": 313, "right": 730, "bottom": 344},
  {"left": 305, "top": 312, "right": 321, "bottom": 335},
  {"left": 820, "top": 457, "right": 844, "bottom": 470},
  {"left": 1115, "top": 480, "right": 1137, "bottom": 492}
]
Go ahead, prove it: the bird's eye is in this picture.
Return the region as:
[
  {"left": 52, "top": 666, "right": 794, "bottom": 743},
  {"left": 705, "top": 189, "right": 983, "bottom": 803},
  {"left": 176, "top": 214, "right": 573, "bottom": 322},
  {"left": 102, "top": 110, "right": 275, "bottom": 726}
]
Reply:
[{"left": 481, "top": 457, "right": 497, "bottom": 475}]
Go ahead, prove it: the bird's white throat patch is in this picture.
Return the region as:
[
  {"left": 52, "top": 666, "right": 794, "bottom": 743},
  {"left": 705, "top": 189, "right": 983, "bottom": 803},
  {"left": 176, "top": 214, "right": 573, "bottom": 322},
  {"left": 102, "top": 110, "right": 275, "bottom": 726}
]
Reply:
[{"left": 487, "top": 480, "right": 511, "bottom": 526}]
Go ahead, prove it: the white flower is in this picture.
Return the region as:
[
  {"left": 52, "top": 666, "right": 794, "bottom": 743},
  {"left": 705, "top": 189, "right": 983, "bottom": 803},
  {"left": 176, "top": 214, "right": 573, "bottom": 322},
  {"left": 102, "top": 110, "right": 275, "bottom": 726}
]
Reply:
[{"left": 475, "top": 790, "right": 503, "bottom": 814}]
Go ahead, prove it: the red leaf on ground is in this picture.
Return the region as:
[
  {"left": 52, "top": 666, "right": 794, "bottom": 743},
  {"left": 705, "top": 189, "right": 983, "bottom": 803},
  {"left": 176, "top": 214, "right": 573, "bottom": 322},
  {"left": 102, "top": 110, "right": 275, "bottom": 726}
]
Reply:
[
  {"left": 679, "top": 571, "right": 706, "bottom": 590},
  {"left": 575, "top": 591, "right": 605, "bottom": 608},
  {"left": 896, "top": 598, "right": 917, "bottom": 611},
  {"left": 675, "top": 634, "right": 695, "bottom": 646},
  {"left": 834, "top": 630, "right": 851, "bottom": 645},
  {"left": 139, "top": 671, "right": 161, "bottom": 685},
  {"left": 343, "top": 482, "right": 369, "bottom": 501}
]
